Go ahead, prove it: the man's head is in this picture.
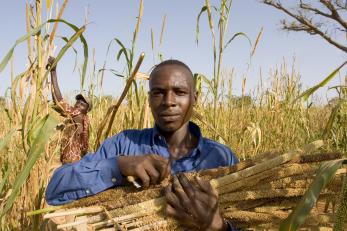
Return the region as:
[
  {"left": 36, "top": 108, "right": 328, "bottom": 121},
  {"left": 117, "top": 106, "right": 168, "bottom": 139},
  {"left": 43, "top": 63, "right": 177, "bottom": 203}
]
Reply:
[
  {"left": 74, "top": 94, "right": 92, "bottom": 114},
  {"left": 149, "top": 60, "right": 197, "bottom": 133}
]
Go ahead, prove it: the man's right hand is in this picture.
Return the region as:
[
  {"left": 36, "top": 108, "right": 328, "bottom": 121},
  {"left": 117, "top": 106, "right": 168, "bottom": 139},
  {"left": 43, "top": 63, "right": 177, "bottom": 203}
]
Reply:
[
  {"left": 118, "top": 155, "right": 171, "bottom": 188},
  {"left": 46, "top": 56, "right": 56, "bottom": 70}
]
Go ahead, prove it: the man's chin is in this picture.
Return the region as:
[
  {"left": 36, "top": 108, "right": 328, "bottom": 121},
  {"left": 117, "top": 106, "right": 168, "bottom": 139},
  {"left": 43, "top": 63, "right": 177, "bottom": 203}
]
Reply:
[{"left": 156, "top": 121, "right": 181, "bottom": 133}]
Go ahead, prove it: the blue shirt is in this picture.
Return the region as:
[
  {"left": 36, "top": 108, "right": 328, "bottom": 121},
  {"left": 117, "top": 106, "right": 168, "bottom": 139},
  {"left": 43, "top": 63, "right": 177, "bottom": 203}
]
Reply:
[{"left": 45, "top": 122, "right": 239, "bottom": 205}]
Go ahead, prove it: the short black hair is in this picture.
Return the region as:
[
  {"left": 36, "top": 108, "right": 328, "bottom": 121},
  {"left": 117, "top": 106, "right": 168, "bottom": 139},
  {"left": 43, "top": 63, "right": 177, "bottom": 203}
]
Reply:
[{"left": 149, "top": 59, "right": 193, "bottom": 79}]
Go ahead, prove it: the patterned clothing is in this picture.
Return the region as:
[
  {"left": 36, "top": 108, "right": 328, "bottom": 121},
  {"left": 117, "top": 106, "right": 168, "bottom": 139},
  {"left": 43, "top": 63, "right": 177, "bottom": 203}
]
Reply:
[{"left": 55, "top": 101, "right": 90, "bottom": 164}]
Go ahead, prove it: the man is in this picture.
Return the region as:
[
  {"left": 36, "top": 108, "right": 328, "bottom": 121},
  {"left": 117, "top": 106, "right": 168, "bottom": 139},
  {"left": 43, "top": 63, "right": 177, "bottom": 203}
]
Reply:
[
  {"left": 47, "top": 57, "right": 92, "bottom": 164},
  {"left": 46, "top": 59, "right": 239, "bottom": 230}
]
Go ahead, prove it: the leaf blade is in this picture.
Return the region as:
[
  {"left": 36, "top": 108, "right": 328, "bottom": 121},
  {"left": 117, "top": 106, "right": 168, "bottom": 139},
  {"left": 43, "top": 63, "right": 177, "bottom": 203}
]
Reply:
[
  {"left": 296, "top": 61, "right": 347, "bottom": 102},
  {"left": 0, "top": 114, "right": 58, "bottom": 217},
  {"left": 280, "top": 158, "right": 347, "bottom": 231}
]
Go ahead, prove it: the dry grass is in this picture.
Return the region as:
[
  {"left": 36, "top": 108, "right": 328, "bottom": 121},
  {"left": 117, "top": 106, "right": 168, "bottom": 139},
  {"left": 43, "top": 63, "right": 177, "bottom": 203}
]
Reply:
[
  {"left": 0, "top": 63, "right": 342, "bottom": 230},
  {"left": 0, "top": 1, "right": 346, "bottom": 230}
]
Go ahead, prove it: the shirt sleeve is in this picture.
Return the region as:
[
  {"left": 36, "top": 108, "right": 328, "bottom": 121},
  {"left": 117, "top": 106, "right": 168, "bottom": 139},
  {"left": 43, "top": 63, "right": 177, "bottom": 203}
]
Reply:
[
  {"left": 228, "top": 147, "right": 239, "bottom": 166},
  {"left": 53, "top": 100, "right": 81, "bottom": 117},
  {"left": 225, "top": 219, "right": 241, "bottom": 231},
  {"left": 45, "top": 133, "right": 126, "bottom": 205},
  {"left": 80, "top": 116, "right": 90, "bottom": 154}
]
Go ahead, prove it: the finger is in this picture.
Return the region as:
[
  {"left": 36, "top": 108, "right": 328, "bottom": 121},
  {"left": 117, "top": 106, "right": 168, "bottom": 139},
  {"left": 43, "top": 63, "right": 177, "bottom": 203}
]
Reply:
[
  {"left": 177, "top": 174, "right": 196, "bottom": 199},
  {"left": 195, "top": 176, "right": 218, "bottom": 196},
  {"left": 158, "top": 161, "right": 171, "bottom": 181},
  {"left": 134, "top": 167, "right": 150, "bottom": 188},
  {"left": 165, "top": 204, "right": 197, "bottom": 228},
  {"left": 149, "top": 154, "right": 169, "bottom": 164},
  {"left": 144, "top": 164, "right": 160, "bottom": 185},
  {"left": 165, "top": 184, "right": 184, "bottom": 211},
  {"left": 150, "top": 155, "right": 171, "bottom": 181},
  {"left": 172, "top": 176, "right": 195, "bottom": 215}
]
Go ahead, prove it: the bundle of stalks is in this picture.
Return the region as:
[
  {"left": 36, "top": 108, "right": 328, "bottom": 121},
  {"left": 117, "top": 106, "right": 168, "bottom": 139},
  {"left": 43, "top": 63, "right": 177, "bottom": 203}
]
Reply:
[{"left": 43, "top": 147, "right": 345, "bottom": 230}]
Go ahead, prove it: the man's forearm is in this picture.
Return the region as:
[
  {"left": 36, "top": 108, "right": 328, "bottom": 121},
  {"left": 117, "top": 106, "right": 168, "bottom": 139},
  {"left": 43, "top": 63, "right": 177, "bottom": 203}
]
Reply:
[
  {"left": 50, "top": 69, "right": 63, "bottom": 103},
  {"left": 45, "top": 155, "right": 125, "bottom": 205}
]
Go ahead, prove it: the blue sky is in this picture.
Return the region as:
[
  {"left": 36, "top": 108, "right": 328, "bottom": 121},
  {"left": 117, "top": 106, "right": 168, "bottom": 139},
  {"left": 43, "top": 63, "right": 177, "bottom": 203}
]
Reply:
[{"left": 0, "top": 0, "right": 346, "bottom": 101}]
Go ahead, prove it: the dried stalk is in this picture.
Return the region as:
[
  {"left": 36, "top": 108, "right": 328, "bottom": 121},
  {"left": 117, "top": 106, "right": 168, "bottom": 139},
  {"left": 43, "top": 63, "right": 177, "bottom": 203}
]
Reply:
[{"left": 211, "top": 151, "right": 301, "bottom": 188}]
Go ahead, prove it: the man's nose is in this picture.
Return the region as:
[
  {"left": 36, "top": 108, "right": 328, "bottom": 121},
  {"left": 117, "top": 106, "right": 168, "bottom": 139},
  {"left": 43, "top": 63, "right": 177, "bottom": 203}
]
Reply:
[{"left": 162, "top": 92, "right": 176, "bottom": 107}]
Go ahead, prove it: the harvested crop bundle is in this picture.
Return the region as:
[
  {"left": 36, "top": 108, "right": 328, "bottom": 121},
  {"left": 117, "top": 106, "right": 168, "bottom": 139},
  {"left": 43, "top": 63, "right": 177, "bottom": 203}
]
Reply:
[{"left": 43, "top": 149, "right": 346, "bottom": 230}]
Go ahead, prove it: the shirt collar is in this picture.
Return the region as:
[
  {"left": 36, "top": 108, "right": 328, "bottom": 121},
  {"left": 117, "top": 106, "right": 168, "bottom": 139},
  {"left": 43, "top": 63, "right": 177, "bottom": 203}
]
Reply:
[{"left": 152, "top": 121, "right": 204, "bottom": 154}]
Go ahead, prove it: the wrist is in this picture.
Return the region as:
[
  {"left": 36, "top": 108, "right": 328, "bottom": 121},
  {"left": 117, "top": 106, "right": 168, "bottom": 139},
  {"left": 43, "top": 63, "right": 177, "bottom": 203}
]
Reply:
[{"left": 205, "top": 214, "right": 228, "bottom": 231}]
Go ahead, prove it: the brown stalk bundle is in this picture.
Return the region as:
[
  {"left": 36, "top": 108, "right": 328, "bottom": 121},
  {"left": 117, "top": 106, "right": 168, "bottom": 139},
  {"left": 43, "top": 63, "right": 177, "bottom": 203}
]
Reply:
[{"left": 44, "top": 150, "right": 345, "bottom": 230}]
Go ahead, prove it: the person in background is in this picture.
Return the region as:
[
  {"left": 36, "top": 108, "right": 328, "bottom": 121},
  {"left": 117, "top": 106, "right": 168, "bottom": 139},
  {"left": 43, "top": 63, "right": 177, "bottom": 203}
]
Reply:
[{"left": 47, "top": 56, "right": 92, "bottom": 164}]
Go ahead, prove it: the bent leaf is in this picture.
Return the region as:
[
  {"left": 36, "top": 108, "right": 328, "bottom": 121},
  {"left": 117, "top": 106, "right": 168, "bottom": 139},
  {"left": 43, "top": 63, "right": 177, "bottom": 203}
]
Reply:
[
  {"left": 0, "top": 19, "right": 88, "bottom": 88},
  {"left": 223, "top": 32, "right": 251, "bottom": 51},
  {"left": 114, "top": 38, "right": 130, "bottom": 64},
  {"left": 296, "top": 61, "right": 347, "bottom": 102},
  {"left": 196, "top": 5, "right": 208, "bottom": 44},
  {"left": 280, "top": 158, "right": 347, "bottom": 231}
]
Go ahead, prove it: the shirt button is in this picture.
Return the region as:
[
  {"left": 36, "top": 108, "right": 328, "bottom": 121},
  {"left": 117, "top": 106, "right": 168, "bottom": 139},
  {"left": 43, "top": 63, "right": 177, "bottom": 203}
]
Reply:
[
  {"left": 86, "top": 189, "right": 90, "bottom": 194},
  {"left": 111, "top": 178, "right": 117, "bottom": 183}
]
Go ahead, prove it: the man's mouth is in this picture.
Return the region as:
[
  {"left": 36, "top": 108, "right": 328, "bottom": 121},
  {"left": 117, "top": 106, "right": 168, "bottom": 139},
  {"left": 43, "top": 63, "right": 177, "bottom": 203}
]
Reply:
[{"left": 159, "top": 113, "right": 180, "bottom": 122}]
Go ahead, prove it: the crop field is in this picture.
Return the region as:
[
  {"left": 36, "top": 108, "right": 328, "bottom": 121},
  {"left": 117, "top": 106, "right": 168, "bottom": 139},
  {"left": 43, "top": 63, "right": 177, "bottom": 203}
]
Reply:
[{"left": 0, "top": 0, "right": 346, "bottom": 230}]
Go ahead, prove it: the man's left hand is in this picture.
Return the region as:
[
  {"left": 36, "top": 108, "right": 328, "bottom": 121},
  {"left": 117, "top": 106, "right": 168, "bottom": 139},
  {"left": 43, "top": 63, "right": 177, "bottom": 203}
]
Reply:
[{"left": 165, "top": 174, "right": 227, "bottom": 231}]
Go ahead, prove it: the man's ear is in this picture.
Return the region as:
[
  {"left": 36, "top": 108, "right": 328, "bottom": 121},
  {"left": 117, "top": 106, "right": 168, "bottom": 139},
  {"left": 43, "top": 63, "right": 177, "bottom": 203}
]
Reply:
[
  {"left": 193, "top": 91, "right": 198, "bottom": 106},
  {"left": 147, "top": 91, "right": 152, "bottom": 108}
]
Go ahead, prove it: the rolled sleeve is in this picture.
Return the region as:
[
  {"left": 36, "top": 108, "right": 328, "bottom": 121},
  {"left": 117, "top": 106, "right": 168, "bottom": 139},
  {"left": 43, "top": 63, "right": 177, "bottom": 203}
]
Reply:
[{"left": 45, "top": 156, "right": 124, "bottom": 205}]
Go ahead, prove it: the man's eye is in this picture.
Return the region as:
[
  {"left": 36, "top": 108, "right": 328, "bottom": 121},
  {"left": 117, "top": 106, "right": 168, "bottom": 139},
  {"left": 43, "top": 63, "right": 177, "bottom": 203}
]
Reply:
[
  {"left": 151, "top": 91, "right": 162, "bottom": 96},
  {"left": 176, "top": 90, "right": 187, "bottom": 95}
]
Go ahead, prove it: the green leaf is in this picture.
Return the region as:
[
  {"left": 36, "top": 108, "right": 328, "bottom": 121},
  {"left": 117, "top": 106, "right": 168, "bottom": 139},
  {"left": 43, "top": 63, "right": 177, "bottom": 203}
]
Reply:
[
  {"left": 195, "top": 73, "right": 215, "bottom": 96},
  {"left": 59, "top": 36, "right": 78, "bottom": 72},
  {"left": 324, "top": 99, "right": 344, "bottom": 137},
  {"left": 296, "top": 61, "right": 347, "bottom": 102},
  {"left": 223, "top": 32, "right": 252, "bottom": 51},
  {"left": 116, "top": 48, "right": 127, "bottom": 61},
  {"left": 98, "top": 68, "right": 125, "bottom": 78},
  {"left": 114, "top": 38, "right": 130, "bottom": 64},
  {"left": 0, "top": 114, "right": 58, "bottom": 217},
  {"left": 196, "top": 5, "right": 207, "bottom": 45},
  {"left": 280, "top": 158, "right": 347, "bottom": 231},
  {"left": 46, "top": 19, "right": 89, "bottom": 89},
  {"left": 27, "top": 113, "right": 49, "bottom": 146},
  {"left": 27, "top": 206, "right": 62, "bottom": 216},
  {"left": 0, "top": 19, "right": 88, "bottom": 87},
  {"left": 43, "top": 24, "right": 86, "bottom": 85},
  {"left": 0, "top": 23, "right": 46, "bottom": 73}
]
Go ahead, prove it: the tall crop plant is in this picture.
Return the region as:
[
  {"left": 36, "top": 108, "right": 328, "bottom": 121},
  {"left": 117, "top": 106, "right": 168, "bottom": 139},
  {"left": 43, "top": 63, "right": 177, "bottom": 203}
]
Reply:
[
  {"left": 0, "top": 0, "right": 88, "bottom": 228},
  {"left": 195, "top": 0, "right": 250, "bottom": 133}
]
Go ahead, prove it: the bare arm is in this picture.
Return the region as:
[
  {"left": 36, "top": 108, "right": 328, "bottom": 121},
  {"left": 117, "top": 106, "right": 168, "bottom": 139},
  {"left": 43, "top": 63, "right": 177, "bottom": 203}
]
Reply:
[{"left": 47, "top": 56, "right": 63, "bottom": 103}]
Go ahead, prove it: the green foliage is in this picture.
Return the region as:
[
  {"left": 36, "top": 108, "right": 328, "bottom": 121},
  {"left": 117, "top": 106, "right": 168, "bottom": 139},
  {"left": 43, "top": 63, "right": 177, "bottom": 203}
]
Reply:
[
  {"left": 0, "top": 114, "right": 58, "bottom": 218},
  {"left": 296, "top": 61, "right": 347, "bottom": 102},
  {"left": 280, "top": 158, "right": 347, "bottom": 231}
]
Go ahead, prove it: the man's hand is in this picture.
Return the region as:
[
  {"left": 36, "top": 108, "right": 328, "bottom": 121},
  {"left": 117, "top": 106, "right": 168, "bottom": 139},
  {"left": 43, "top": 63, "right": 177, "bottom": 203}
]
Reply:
[
  {"left": 118, "top": 155, "right": 171, "bottom": 188},
  {"left": 165, "top": 174, "right": 227, "bottom": 231},
  {"left": 46, "top": 56, "right": 56, "bottom": 70}
]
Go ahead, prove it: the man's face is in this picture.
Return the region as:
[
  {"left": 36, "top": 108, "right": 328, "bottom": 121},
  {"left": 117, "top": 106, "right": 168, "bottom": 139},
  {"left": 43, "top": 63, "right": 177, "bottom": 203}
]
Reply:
[
  {"left": 149, "top": 65, "right": 197, "bottom": 133},
  {"left": 74, "top": 100, "right": 89, "bottom": 114}
]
